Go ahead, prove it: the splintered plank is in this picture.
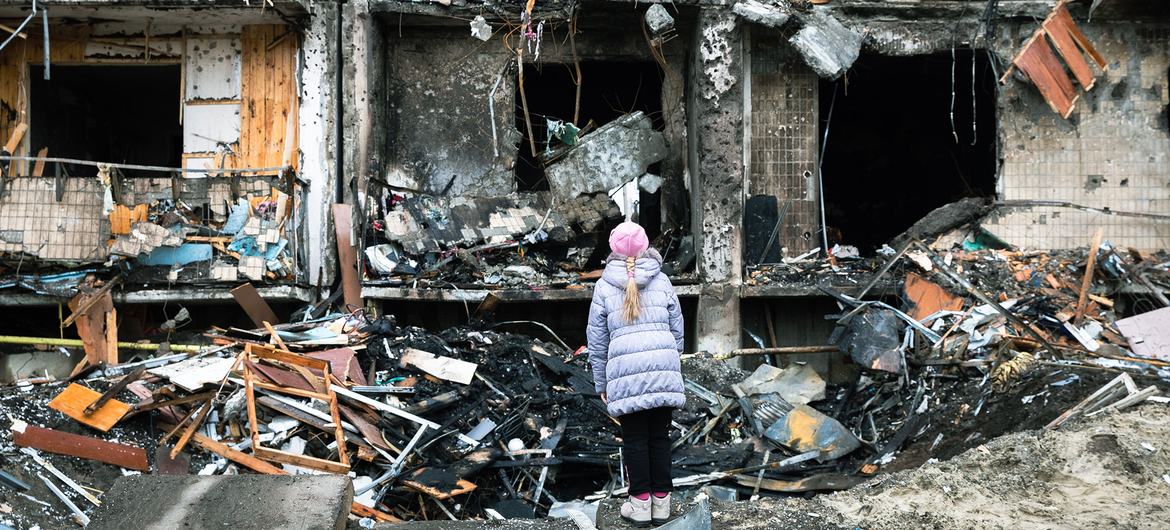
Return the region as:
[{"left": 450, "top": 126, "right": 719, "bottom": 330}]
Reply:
[
  {"left": 400, "top": 348, "right": 478, "bottom": 385},
  {"left": 48, "top": 383, "right": 131, "bottom": 432},
  {"left": 1050, "top": 3, "right": 1106, "bottom": 68},
  {"left": 12, "top": 422, "right": 148, "bottom": 471},
  {"left": 1013, "top": 34, "right": 1077, "bottom": 118}
]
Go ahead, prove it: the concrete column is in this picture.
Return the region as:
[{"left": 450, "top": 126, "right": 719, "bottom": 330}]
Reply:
[
  {"left": 689, "top": 10, "right": 745, "bottom": 356},
  {"left": 299, "top": 4, "right": 336, "bottom": 287}
]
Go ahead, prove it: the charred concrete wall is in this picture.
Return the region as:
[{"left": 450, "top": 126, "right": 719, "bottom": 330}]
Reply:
[
  {"left": 374, "top": 12, "right": 689, "bottom": 202},
  {"left": 985, "top": 23, "right": 1170, "bottom": 250},
  {"left": 799, "top": 3, "right": 1170, "bottom": 252},
  {"left": 382, "top": 26, "right": 518, "bottom": 196}
]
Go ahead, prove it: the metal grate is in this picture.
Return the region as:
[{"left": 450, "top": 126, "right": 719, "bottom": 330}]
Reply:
[{"left": 750, "top": 34, "right": 821, "bottom": 255}]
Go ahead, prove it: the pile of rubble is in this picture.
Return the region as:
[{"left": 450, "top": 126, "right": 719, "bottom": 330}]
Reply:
[
  {"left": 0, "top": 181, "right": 299, "bottom": 299},
  {"left": 362, "top": 112, "right": 696, "bottom": 290},
  {"left": 0, "top": 235, "right": 1167, "bottom": 528}
]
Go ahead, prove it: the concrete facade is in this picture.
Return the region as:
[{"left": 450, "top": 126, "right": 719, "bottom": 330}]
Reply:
[{"left": 2, "top": 0, "right": 1168, "bottom": 353}]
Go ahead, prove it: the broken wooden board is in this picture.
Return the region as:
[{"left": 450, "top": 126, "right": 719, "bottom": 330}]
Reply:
[
  {"left": 332, "top": 204, "right": 364, "bottom": 310},
  {"left": 308, "top": 348, "right": 368, "bottom": 386},
  {"left": 400, "top": 348, "right": 477, "bottom": 385},
  {"left": 48, "top": 383, "right": 131, "bottom": 432},
  {"left": 231, "top": 283, "right": 280, "bottom": 329},
  {"left": 243, "top": 344, "right": 350, "bottom": 474},
  {"left": 247, "top": 360, "right": 316, "bottom": 393},
  {"left": 12, "top": 421, "right": 148, "bottom": 471},
  {"left": 1114, "top": 307, "right": 1170, "bottom": 362},
  {"left": 68, "top": 290, "right": 118, "bottom": 367},
  {"left": 903, "top": 272, "right": 964, "bottom": 321},
  {"left": 158, "top": 422, "right": 399, "bottom": 523}
]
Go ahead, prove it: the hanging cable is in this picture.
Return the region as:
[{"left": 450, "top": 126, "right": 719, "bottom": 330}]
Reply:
[
  {"left": 950, "top": 46, "right": 959, "bottom": 144},
  {"left": 970, "top": 47, "right": 977, "bottom": 145},
  {"left": 816, "top": 82, "right": 838, "bottom": 255}
]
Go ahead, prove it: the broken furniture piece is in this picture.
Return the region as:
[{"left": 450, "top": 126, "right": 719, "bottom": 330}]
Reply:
[{"left": 242, "top": 343, "right": 351, "bottom": 474}]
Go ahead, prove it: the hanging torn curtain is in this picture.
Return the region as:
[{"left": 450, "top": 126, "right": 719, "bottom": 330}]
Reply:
[{"left": 1002, "top": 1, "right": 1107, "bottom": 119}]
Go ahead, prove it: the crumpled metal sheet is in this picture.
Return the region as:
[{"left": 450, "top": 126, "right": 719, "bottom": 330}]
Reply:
[
  {"left": 738, "top": 363, "right": 825, "bottom": 405},
  {"left": 763, "top": 404, "right": 861, "bottom": 461},
  {"left": 831, "top": 307, "right": 906, "bottom": 373}
]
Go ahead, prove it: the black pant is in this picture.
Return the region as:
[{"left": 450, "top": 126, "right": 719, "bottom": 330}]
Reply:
[{"left": 619, "top": 407, "right": 673, "bottom": 495}]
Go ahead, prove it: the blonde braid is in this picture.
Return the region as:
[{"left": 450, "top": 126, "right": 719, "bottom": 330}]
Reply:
[{"left": 622, "top": 255, "right": 641, "bottom": 323}]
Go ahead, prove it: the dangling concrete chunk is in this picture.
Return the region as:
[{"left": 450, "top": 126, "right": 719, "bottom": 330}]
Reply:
[{"left": 544, "top": 112, "right": 667, "bottom": 200}]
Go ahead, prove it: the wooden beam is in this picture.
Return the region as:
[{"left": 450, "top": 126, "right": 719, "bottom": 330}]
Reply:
[
  {"left": 166, "top": 423, "right": 400, "bottom": 523},
  {"left": 1074, "top": 228, "right": 1104, "bottom": 325},
  {"left": 13, "top": 423, "right": 148, "bottom": 471}
]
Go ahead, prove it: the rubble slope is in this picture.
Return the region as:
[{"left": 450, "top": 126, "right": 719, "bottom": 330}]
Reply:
[{"left": 714, "top": 403, "right": 1170, "bottom": 530}]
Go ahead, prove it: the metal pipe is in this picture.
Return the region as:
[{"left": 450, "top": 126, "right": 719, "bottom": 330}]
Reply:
[
  {"left": 0, "top": 0, "right": 35, "bottom": 53},
  {"left": 727, "top": 345, "right": 840, "bottom": 357},
  {"left": 40, "top": 5, "right": 49, "bottom": 80},
  {"left": 815, "top": 82, "right": 838, "bottom": 255},
  {"left": 0, "top": 155, "right": 287, "bottom": 175},
  {"left": 0, "top": 335, "right": 204, "bottom": 352}
]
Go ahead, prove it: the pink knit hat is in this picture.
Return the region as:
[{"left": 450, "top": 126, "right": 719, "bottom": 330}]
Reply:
[{"left": 609, "top": 221, "right": 649, "bottom": 257}]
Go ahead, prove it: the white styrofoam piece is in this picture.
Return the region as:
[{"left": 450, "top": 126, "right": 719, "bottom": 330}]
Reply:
[
  {"left": 183, "top": 103, "right": 240, "bottom": 153},
  {"left": 185, "top": 35, "right": 241, "bottom": 100}
]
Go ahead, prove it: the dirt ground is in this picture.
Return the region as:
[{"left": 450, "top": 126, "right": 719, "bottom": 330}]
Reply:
[{"left": 709, "top": 402, "right": 1170, "bottom": 530}]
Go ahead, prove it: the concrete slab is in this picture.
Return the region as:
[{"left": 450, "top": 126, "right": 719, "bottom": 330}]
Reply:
[{"left": 88, "top": 475, "right": 352, "bottom": 530}]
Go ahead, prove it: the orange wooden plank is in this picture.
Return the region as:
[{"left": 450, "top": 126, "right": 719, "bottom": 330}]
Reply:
[
  {"left": 1043, "top": 19, "right": 1095, "bottom": 90},
  {"left": 109, "top": 204, "right": 149, "bottom": 235},
  {"left": 903, "top": 272, "right": 964, "bottom": 321},
  {"left": 48, "top": 383, "right": 131, "bottom": 432},
  {"left": 1014, "top": 36, "right": 1077, "bottom": 118},
  {"left": 1051, "top": 3, "right": 1106, "bottom": 69},
  {"left": 68, "top": 291, "right": 114, "bottom": 369}
]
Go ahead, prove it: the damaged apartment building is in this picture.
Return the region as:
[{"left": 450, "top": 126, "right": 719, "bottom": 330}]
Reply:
[{"left": 2, "top": 0, "right": 1169, "bottom": 369}]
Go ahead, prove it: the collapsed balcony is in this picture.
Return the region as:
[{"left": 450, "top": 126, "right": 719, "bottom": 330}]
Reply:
[{"left": 0, "top": 15, "right": 309, "bottom": 304}]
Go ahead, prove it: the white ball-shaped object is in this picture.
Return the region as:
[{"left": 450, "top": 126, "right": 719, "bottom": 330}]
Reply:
[{"left": 507, "top": 438, "right": 525, "bottom": 452}]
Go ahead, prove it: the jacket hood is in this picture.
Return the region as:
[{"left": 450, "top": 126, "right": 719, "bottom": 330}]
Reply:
[{"left": 601, "top": 248, "right": 663, "bottom": 290}]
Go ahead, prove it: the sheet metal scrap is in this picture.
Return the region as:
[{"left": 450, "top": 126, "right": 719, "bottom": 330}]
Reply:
[
  {"left": 830, "top": 307, "right": 906, "bottom": 374},
  {"left": 762, "top": 404, "right": 861, "bottom": 462}
]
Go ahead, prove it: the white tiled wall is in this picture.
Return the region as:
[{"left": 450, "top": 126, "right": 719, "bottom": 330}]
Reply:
[{"left": 986, "top": 25, "right": 1170, "bottom": 250}]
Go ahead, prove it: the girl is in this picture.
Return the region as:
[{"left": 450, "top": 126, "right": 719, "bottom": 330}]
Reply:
[{"left": 587, "top": 221, "right": 685, "bottom": 527}]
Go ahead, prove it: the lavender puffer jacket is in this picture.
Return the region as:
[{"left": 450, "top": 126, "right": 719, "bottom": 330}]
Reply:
[{"left": 587, "top": 249, "right": 686, "bottom": 417}]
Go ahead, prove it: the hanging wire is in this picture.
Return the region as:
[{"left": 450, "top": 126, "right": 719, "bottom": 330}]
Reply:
[
  {"left": 950, "top": 46, "right": 959, "bottom": 144},
  {"left": 817, "top": 82, "right": 839, "bottom": 255},
  {"left": 970, "top": 48, "right": 977, "bottom": 145}
]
